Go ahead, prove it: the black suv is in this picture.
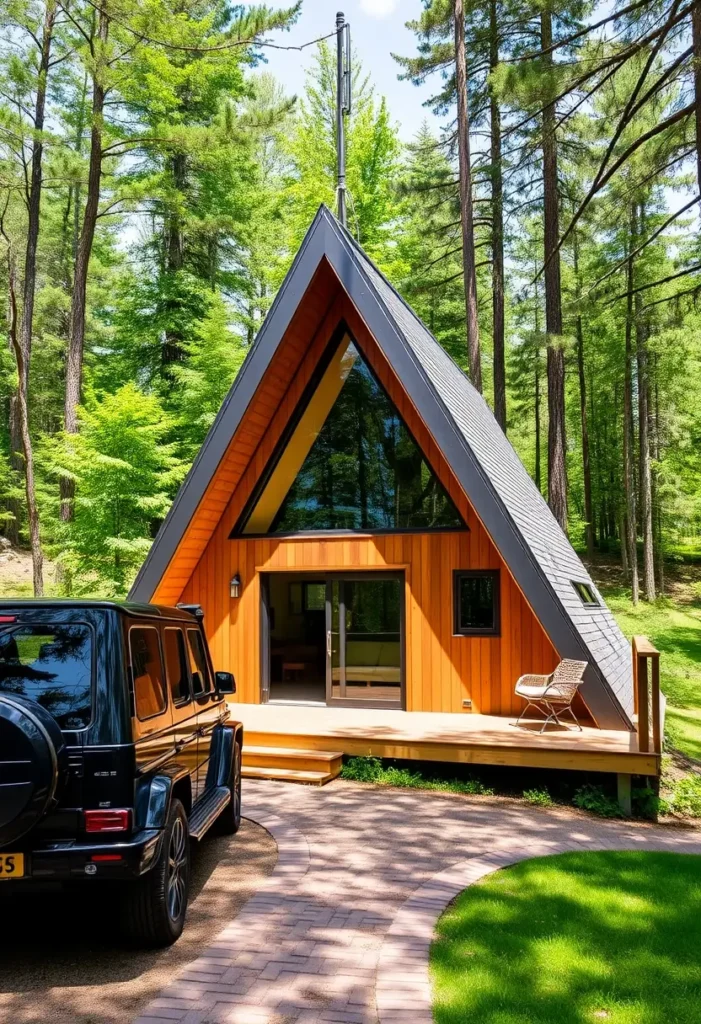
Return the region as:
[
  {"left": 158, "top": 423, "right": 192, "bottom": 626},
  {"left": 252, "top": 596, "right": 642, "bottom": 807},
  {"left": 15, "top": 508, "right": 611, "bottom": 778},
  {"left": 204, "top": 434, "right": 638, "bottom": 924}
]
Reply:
[{"left": 0, "top": 600, "right": 242, "bottom": 946}]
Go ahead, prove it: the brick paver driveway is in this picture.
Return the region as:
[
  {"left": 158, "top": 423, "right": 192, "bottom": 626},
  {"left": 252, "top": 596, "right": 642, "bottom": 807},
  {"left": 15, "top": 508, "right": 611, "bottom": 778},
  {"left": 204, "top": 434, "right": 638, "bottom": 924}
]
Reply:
[{"left": 136, "top": 779, "right": 701, "bottom": 1024}]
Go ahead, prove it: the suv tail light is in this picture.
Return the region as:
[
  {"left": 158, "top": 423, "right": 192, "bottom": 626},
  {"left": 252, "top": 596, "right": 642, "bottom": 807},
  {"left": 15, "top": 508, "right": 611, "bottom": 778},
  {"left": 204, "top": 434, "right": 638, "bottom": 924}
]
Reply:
[{"left": 84, "top": 809, "right": 131, "bottom": 833}]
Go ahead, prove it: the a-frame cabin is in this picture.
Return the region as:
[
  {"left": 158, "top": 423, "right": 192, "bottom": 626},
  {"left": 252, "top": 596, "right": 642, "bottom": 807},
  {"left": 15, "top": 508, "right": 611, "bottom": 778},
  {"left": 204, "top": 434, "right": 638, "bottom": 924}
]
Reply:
[{"left": 130, "top": 207, "right": 659, "bottom": 788}]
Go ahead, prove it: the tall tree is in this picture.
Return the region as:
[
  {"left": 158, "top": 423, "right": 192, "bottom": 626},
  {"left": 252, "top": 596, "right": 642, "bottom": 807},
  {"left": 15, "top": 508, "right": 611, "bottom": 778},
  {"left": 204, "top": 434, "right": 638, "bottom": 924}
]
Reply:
[
  {"left": 454, "top": 0, "right": 482, "bottom": 389},
  {"left": 541, "top": 5, "right": 567, "bottom": 531}
]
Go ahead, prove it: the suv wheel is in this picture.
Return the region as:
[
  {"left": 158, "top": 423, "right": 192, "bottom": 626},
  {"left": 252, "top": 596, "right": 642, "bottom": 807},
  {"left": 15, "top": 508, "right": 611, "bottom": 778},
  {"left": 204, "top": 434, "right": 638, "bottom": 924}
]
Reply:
[
  {"left": 217, "top": 739, "right": 242, "bottom": 835},
  {"left": 122, "top": 798, "right": 190, "bottom": 947}
]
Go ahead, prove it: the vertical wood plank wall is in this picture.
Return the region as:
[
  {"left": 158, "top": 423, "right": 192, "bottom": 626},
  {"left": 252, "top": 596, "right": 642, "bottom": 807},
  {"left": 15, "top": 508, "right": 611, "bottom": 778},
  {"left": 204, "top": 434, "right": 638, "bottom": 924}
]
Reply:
[{"left": 171, "top": 286, "right": 559, "bottom": 716}]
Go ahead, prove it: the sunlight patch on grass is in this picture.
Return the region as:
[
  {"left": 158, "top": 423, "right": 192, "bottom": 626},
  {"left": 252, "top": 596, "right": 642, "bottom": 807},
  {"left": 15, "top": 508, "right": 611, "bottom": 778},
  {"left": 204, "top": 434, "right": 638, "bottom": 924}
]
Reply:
[{"left": 431, "top": 851, "right": 701, "bottom": 1024}]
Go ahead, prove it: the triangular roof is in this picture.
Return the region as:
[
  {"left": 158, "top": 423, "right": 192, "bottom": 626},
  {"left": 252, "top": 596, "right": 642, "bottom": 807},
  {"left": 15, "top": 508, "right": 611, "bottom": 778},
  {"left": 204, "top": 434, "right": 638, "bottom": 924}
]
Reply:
[{"left": 130, "top": 205, "right": 634, "bottom": 730}]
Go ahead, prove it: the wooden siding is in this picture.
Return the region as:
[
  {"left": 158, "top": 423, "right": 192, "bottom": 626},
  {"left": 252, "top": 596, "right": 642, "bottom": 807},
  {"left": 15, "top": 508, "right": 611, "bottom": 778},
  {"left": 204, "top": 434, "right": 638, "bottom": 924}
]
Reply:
[{"left": 173, "top": 286, "right": 563, "bottom": 717}]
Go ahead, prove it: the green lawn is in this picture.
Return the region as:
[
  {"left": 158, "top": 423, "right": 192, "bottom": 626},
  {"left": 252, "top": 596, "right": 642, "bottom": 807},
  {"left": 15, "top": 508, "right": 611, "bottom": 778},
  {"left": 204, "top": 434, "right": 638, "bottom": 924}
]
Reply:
[
  {"left": 600, "top": 585, "right": 701, "bottom": 760},
  {"left": 431, "top": 851, "right": 701, "bottom": 1024}
]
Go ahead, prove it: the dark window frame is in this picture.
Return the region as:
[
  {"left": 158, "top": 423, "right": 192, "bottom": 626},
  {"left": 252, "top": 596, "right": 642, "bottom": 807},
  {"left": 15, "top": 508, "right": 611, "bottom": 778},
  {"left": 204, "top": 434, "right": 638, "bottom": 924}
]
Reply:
[
  {"left": 163, "top": 626, "right": 192, "bottom": 707},
  {"left": 186, "top": 627, "right": 214, "bottom": 697},
  {"left": 129, "top": 625, "right": 168, "bottom": 722},
  {"left": 452, "top": 570, "right": 501, "bottom": 637},
  {"left": 572, "top": 580, "right": 600, "bottom": 606},
  {"left": 231, "top": 322, "right": 469, "bottom": 538}
]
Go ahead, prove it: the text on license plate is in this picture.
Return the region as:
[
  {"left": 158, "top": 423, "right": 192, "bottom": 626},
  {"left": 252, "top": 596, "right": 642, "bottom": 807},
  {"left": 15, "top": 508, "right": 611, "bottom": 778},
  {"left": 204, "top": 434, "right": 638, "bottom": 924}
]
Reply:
[{"left": 0, "top": 853, "right": 25, "bottom": 879}]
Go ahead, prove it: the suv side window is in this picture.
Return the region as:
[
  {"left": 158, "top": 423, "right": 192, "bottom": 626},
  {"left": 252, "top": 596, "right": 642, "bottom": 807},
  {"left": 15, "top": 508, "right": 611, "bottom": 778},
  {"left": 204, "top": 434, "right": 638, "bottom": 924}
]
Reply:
[
  {"left": 130, "top": 627, "right": 167, "bottom": 720},
  {"left": 164, "top": 628, "right": 191, "bottom": 706},
  {"left": 186, "top": 629, "right": 213, "bottom": 697}
]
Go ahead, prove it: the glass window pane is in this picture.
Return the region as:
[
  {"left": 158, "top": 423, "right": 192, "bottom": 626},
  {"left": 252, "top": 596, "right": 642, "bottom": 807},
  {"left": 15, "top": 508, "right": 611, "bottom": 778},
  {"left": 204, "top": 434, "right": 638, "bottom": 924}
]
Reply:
[
  {"left": 245, "top": 337, "right": 466, "bottom": 534},
  {"left": 456, "top": 574, "right": 497, "bottom": 633},
  {"left": 0, "top": 623, "right": 92, "bottom": 730},
  {"left": 341, "top": 580, "right": 401, "bottom": 702},
  {"left": 164, "top": 629, "right": 190, "bottom": 705},
  {"left": 304, "top": 583, "right": 326, "bottom": 611},
  {"left": 131, "top": 627, "right": 166, "bottom": 720},
  {"left": 187, "top": 629, "right": 211, "bottom": 695}
]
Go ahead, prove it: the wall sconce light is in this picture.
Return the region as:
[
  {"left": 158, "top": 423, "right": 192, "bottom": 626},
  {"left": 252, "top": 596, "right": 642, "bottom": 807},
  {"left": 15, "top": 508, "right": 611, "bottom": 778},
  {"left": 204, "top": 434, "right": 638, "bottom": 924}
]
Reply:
[{"left": 230, "top": 573, "right": 241, "bottom": 599}]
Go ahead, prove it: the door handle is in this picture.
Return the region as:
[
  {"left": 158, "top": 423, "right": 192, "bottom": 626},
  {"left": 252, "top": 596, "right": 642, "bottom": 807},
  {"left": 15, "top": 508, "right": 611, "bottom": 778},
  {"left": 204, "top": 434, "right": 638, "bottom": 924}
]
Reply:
[{"left": 326, "top": 631, "right": 332, "bottom": 658}]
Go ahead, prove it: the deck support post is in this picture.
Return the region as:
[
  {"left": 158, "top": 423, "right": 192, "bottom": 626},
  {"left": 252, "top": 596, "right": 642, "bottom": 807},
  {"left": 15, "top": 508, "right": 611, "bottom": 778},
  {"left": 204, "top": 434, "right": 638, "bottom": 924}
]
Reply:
[{"left": 617, "top": 773, "right": 632, "bottom": 817}]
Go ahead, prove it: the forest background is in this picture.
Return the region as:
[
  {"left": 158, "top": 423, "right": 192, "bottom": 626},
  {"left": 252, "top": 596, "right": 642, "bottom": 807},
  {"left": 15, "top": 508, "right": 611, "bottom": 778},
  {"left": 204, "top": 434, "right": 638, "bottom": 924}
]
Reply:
[{"left": 1, "top": 0, "right": 701, "bottom": 606}]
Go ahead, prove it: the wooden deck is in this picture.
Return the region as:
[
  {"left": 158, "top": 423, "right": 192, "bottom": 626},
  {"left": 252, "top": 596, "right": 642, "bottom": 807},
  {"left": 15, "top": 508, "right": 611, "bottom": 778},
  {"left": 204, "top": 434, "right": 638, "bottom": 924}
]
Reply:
[{"left": 230, "top": 702, "right": 659, "bottom": 776}]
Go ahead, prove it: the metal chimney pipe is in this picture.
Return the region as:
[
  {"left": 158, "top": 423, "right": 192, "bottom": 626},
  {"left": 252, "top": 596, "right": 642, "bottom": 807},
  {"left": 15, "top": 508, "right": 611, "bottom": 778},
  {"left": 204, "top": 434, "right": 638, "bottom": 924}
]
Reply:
[{"left": 336, "top": 11, "right": 347, "bottom": 227}]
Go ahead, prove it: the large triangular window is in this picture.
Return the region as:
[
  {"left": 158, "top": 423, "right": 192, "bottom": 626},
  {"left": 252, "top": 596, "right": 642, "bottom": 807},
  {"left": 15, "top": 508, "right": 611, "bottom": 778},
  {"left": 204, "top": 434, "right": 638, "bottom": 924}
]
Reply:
[{"left": 236, "top": 332, "right": 466, "bottom": 535}]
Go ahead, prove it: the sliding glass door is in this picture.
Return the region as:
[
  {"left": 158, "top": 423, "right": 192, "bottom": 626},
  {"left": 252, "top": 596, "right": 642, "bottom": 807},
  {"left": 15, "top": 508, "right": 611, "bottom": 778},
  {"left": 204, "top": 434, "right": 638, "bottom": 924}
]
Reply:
[{"left": 326, "top": 574, "right": 403, "bottom": 708}]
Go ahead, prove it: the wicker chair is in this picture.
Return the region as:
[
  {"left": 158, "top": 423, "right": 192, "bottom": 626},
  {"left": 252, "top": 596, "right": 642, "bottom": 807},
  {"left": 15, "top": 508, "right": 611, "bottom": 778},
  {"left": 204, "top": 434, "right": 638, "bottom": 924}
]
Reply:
[{"left": 514, "top": 659, "right": 588, "bottom": 733}]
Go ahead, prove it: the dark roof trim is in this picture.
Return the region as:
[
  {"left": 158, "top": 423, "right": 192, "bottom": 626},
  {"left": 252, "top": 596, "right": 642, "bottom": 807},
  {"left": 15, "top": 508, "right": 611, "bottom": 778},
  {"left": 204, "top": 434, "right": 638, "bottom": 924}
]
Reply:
[{"left": 130, "top": 206, "right": 630, "bottom": 730}]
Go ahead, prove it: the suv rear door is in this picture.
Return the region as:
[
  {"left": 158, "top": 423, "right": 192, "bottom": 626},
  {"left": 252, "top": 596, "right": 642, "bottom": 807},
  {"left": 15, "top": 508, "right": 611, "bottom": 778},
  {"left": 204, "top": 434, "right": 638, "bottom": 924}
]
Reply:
[{"left": 129, "top": 625, "right": 173, "bottom": 774}]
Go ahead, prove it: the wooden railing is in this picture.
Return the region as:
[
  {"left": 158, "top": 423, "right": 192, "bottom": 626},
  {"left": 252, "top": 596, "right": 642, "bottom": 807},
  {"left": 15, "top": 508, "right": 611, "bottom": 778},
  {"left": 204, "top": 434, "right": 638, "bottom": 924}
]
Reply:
[{"left": 632, "top": 635, "right": 662, "bottom": 755}]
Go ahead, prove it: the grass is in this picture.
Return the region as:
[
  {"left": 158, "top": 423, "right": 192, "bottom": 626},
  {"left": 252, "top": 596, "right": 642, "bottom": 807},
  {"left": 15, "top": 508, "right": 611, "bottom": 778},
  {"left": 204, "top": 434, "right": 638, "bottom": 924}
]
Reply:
[
  {"left": 431, "top": 851, "right": 701, "bottom": 1024},
  {"left": 598, "top": 582, "right": 701, "bottom": 761}
]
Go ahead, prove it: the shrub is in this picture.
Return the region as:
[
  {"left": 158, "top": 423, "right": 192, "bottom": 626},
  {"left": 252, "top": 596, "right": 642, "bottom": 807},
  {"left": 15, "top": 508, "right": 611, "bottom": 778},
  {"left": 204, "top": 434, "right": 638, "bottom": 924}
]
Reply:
[
  {"left": 523, "top": 788, "right": 553, "bottom": 807},
  {"left": 670, "top": 775, "right": 701, "bottom": 817},
  {"left": 572, "top": 784, "right": 624, "bottom": 818}
]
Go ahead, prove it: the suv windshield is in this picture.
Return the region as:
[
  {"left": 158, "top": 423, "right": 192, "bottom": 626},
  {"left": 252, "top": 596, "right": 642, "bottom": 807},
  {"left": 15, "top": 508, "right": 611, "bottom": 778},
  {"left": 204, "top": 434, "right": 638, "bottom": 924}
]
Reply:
[{"left": 0, "top": 622, "right": 93, "bottom": 730}]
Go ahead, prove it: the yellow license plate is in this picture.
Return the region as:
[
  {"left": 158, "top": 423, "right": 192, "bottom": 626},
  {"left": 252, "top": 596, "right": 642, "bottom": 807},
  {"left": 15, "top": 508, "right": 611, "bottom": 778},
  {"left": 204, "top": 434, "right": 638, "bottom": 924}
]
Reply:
[{"left": 0, "top": 853, "right": 25, "bottom": 879}]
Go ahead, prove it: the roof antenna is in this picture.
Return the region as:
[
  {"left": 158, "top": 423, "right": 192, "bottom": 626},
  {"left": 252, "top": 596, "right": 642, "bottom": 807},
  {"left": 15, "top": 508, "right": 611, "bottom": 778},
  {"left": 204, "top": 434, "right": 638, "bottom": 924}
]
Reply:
[{"left": 336, "top": 11, "right": 351, "bottom": 227}]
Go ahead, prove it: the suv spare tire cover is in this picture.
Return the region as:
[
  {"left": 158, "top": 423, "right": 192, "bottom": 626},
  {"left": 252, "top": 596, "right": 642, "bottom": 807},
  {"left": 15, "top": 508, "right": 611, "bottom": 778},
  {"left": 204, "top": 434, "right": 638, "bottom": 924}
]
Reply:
[{"left": 0, "top": 694, "right": 66, "bottom": 847}]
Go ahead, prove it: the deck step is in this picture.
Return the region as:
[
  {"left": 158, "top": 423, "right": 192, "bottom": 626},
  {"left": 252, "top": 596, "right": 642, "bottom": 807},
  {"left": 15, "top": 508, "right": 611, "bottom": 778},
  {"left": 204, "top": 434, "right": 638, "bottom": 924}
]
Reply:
[
  {"left": 242, "top": 764, "right": 338, "bottom": 786},
  {"left": 243, "top": 745, "right": 343, "bottom": 775}
]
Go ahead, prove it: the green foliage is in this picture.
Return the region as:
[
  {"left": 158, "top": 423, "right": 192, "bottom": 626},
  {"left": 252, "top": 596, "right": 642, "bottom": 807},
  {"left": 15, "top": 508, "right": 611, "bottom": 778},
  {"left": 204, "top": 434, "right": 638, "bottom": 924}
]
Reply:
[
  {"left": 572, "top": 783, "right": 624, "bottom": 818},
  {"left": 522, "top": 787, "right": 553, "bottom": 807},
  {"left": 340, "top": 757, "right": 494, "bottom": 796},
  {"left": 47, "top": 384, "right": 185, "bottom": 597},
  {"left": 666, "top": 774, "right": 701, "bottom": 818},
  {"left": 430, "top": 852, "right": 701, "bottom": 1024}
]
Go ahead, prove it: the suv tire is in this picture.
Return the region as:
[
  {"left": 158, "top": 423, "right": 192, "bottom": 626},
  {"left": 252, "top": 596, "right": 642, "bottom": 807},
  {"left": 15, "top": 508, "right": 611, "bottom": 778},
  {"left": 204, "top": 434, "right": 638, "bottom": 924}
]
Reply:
[
  {"left": 217, "top": 739, "right": 242, "bottom": 835},
  {"left": 122, "top": 798, "right": 190, "bottom": 947}
]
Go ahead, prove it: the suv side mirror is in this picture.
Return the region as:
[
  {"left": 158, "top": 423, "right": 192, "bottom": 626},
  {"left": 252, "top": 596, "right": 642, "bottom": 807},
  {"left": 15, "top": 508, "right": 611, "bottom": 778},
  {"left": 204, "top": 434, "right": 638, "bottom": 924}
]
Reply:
[{"left": 216, "top": 671, "right": 236, "bottom": 695}]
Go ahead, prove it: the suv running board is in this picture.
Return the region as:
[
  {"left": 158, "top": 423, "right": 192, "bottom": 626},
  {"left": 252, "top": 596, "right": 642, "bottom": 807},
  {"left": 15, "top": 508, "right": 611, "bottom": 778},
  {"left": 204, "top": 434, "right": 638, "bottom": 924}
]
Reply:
[{"left": 188, "top": 785, "right": 231, "bottom": 840}]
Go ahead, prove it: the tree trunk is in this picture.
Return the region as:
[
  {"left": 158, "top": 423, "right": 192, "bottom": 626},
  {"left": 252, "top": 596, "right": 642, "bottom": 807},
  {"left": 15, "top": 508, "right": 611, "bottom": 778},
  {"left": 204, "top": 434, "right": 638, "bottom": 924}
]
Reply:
[
  {"left": 20, "top": 0, "right": 56, "bottom": 391},
  {"left": 573, "top": 226, "right": 593, "bottom": 558},
  {"left": 534, "top": 273, "right": 542, "bottom": 493},
  {"left": 624, "top": 210, "right": 639, "bottom": 604},
  {"left": 692, "top": 2, "right": 701, "bottom": 200},
  {"left": 634, "top": 205, "right": 655, "bottom": 601},
  {"left": 7, "top": 0, "right": 56, "bottom": 545},
  {"left": 541, "top": 7, "right": 567, "bottom": 531},
  {"left": 489, "top": 0, "right": 505, "bottom": 428},
  {"left": 2, "top": 229, "right": 43, "bottom": 594},
  {"left": 652, "top": 358, "right": 664, "bottom": 595},
  {"left": 162, "top": 151, "right": 188, "bottom": 368},
  {"left": 62, "top": 4, "right": 108, "bottom": 521},
  {"left": 454, "top": 0, "right": 482, "bottom": 391}
]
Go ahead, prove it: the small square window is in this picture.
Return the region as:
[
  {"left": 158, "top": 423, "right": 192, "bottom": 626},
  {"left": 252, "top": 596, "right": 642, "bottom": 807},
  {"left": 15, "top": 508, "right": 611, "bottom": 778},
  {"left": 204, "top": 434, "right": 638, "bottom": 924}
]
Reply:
[
  {"left": 572, "top": 581, "right": 599, "bottom": 606},
  {"left": 453, "top": 571, "right": 500, "bottom": 636}
]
